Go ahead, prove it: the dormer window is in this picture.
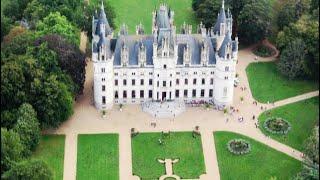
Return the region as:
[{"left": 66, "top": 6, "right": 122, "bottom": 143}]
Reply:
[
  {"left": 227, "top": 54, "right": 230, "bottom": 59},
  {"left": 164, "top": 64, "right": 167, "bottom": 69},
  {"left": 102, "top": 55, "right": 105, "bottom": 60}
]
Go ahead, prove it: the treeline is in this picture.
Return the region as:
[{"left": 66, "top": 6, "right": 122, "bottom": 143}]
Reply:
[
  {"left": 0, "top": 0, "right": 115, "bottom": 179},
  {"left": 192, "top": 0, "right": 319, "bottom": 80}
]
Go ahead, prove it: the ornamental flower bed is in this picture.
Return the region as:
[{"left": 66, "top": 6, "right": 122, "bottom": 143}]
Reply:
[
  {"left": 227, "top": 139, "right": 251, "bottom": 155},
  {"left": 263, "top": 117, "right": 291, "bottom": 135}
]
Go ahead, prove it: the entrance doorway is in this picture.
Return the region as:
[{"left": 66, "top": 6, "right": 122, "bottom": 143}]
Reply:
[{"left": 162, "top": 92, "right": 167, "bottom": 101}]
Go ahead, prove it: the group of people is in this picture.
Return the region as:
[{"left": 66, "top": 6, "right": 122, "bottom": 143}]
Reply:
[{"left": 240, "top": 86, "right": 247, "bottom": 91}]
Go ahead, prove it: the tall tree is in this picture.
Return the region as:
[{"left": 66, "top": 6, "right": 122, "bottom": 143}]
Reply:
[
  {"left": 196, "top": 0, "right": 221, "bottom": 28},
  {"left": 13, "top": 103, "right": 41, "bottom": 156},
  {"left": 1, "top": 128, "right": 24, "bottom": 174},
  {"left": 238, "top": 0, "right": 272, "bottom": 43}
]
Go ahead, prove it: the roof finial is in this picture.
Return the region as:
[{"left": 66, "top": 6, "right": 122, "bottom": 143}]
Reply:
[
  {"left": 222, "top": 0, "right": 225, "bottom": 9},
  {"left": 101, "top": 1, "right": 104, "bottom": 10}
]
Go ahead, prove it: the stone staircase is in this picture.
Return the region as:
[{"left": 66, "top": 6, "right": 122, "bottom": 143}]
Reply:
[{"left": 141, "top": 100, "right": 186, "bottom": 118}]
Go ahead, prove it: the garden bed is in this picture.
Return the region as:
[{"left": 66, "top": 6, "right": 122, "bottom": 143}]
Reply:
[{"left": 252, "top": 44, "right": 275, "bottom": 57}]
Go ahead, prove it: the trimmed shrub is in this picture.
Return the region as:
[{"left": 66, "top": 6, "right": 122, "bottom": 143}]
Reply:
[{"left": 227, "top": 139, "right": 251, "bottom": 155}]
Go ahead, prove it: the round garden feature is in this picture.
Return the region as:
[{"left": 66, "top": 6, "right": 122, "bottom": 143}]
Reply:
[
  {"left": 227, "top": 139, "right": 251, "bottom": 155},
  {"left": 263, "top": 117, "right": 291, "bottom": 135},
  {"left": 253, "top": 44, "right": 276, "bottom": 57}
]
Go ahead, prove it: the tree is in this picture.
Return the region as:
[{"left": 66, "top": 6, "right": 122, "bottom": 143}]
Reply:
[
  {"left": 30, "top": 75, "right": 73, "bottom": 128},
  {"left": 277, "top": 1, "right": 298, "bottom": 31},
  {"left": 1, "top": 15, "right": 11, "bottom": 42},
  {"left": 36, "top": 12, "right": 80, "bottom": 46},
  {"left": 23, "top": 0, "right": 48, "bottom": 29},
  {"left": 192, "top": 0, "right": 205, "bottom": 11},
  {"left": 304, "top": 126, "right": 319, "bottom": 164},
  {"left": 1, "top": 109, "right": 18, "bottom": 129},
  {"left": 2, "top": 159, "right": 53, "bottom": 180},
  {"left": 34, "top": 34, "right": 86, "bottom": 95},
  {"left": 196, "top": 0, "right": 221, "bottom": 28},
  {"left": 1, "top": 128, "right": 24, "bottom": 174},
  {"left": 277, "top": 39, "right": 307, "bottom": 79},
  {"left": 13, "top": 103, "right": 41, "bottom": 156},
  {"left": 225, "top": 0, "right": 247, "bottom": 37},
  {"left": 1, "top": 61, "right": 27, "bottom": 110},
  {"left": 2, "top": 26, "right": 27, "bottom": 45},
  {"left": 238, "top": 0, "right": 272, "bottom": 44},
  {"left": 2, "top": 0, "right": 32, "bottom": 22}
]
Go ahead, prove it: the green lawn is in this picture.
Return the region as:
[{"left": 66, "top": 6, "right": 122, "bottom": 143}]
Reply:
[
  {"left": 76, "top": 134, "right": 119, "bottom": 180},
  {"left": 258, "top": 97, "right": 319, "bottom": 151},
  {"left": 246, "top": 62, "right": 318, "bottom": 103},
  {"left": 132, "top": 132, "right": 205, "bottom": 179},
  {"left": 32, "top": 135, "right": 65, "bottom": 180},
  {"left": 91, "top": 0, "right": 198, "bottom": 34},
  {"left": 214, "top": 131, "right": 302, "bottom": 180}
]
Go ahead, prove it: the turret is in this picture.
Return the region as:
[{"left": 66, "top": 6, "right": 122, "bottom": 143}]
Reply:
[
  {"left": 201, "top": 40, "right": 209, "bottom": 66},
  {"left": 136, "top": 22, "right": 145, "bottom": 35},
  {"left": 121, "top": 41, "right": 129, "bottom": 66},
  {"left": 138, "top": 40, "right": 146, "bottom": 66},
  {"left": 183, "top": 43, "right": 191, "bottom": 65}
]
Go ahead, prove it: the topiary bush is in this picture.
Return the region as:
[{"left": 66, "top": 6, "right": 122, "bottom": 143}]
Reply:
[
  {"left": 263, "top": 117, "right": 291, "bottom": 135},
  {"left": 227, "top": 139, "right": 251, "bottom": 155}
]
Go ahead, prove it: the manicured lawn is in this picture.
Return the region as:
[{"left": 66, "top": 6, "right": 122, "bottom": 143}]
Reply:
[
  {"left": 132, "top": 132, "right": 205, "bottom": 179},
  {"left": 258, "top": 97, "right": 319, "bottom": 151},
  {"left": 76, "top": 134, "right": 119, "bottom": 180},
  {"left": 246, "top": 62, "right": 318, "bottom": 103},
  {"left": 214, "top": 131, "right": 302, "bottom": 180},
  {"left": 32, "top": 135, "right": 65, "bottom": 180},
  {"left": 91, "top": 0, "right": 198, "bottom": 34}
]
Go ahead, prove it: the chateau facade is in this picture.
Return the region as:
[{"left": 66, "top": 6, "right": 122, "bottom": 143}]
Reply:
[{"left": 92, "top": 1, "right": 238, "bottom": 110}]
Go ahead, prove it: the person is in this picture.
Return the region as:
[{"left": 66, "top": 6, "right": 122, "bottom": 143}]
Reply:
[
  {"left": 261, "top": 106, "right": 263, "bottom": 110},
  {"left": 252, "top": 115, "right": 255, "bottom": 120}
]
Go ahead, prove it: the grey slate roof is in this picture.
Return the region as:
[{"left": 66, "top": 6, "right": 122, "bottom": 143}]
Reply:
[
  {"left": 94, "top": 4, "right": 112, "bottom": 36},
  {"left": 212, "top": 7, "right": 226, "bottom": 33},
  {"left": 113, "top": 35, "right": 154, "bottom": 66},
  {"left": 218, "top": 31, "right": 237, "bottom": 58}
]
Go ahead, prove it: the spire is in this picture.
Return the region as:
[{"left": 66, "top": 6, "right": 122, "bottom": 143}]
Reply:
[
  {"left": 101, "top": 1, "right": 104, "bottom": 11},
  {"left": 222, "top": 0, "right": 224, "bottom": 9}
]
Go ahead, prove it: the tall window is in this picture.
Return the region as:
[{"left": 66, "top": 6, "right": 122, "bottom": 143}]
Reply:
[
  {"left": 201, "top": 89, "right": 205, "bottom": 97},
  {"left": 102, "top": 78, "right": 105, "bottom": 82},
  {"left": 184, "top": 79, "right": 188, "bottom": 85},
  {"left": 201, "top": 78, "right": 205, "bottom": 85},
  {"left": 149, "top": 90, "right": 153, "bottom": 98},
  {"left": 123, "top": 79, "right": 127, "bottom": 86},
  {"left": 164, "top": 64, "right": 167, "bottom": 69},
  {"left": 132, "top": 79, "right": 135, "bottom": 86},
  {"left": 170, "top": 81, "right": 172, "bottom": 87},
  {"left": 184, "top": 90, "right": 188, "bottom": 97},
  {"left": 192, "top": 89, "right": 196, "bottom": 97},
  {"left": 149, "top": 79, "right": 152, "bottom": 85},
  {"left": 102, "top": 96, "right": 106, "bottom": 104},
  {"left": 132, "top": 90, "right": 136, "bottom": 99},
  {"left": 123, "top": 91, "right": 127, "bottom": 98},
  {"left": 140, "top": 90, "right": 144, "bottom": 98},
  {"left": 115, "top": 91, "right": 119, "bottom": 99},
  {"left": 175, "top": 90, "right": 179, "bottom": 98},
  {"left": 209, "top": 89, "right": 213, "bottom": 97},
  {"left": 225, "top": 66, "right": 229, "bottom": 71},
  {"left": 115, "top": 80, "right": 118, "bottom": 86},
  {"left": 140, "top": 79, "right": 144, "bottom": 85},
  {"left": 102, "top": 85, "right": 106, "bottom": 91},
  {"left": 223, "top": 87, "right": 228, "bottom": 96},
  {"left": 102, "top": 55, "right": 105, "bottom": 60},
  {"left": 163, "top": 81, "right": 166, "bottom": 87},
  {"left": 193, "top": 79, "right": 197, "bottom": 85},
  {"left": 210, "top": 78, "right": 214, "bottom": 85},
  {"left": 157, "top": 81, "right": 159, "bottom": 87},
  {"left": 176, "top": 79, "right": 179, "bottom": 85},
  {"left": 101, "top": 68, "right": 105, "bottom": 73}
]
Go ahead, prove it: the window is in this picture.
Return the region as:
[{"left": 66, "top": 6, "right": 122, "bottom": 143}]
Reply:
[
  {"left": 123, "top": 91, "right": 127, "bottom": 98},
  {"left": 140, "top": 90, "right": 144, "bottom": 98},
  {"left": 225, "top": 66, "right": 229, "bottom": 71},
  {"left": 115, "top": 91, "right": 119, "bottom": 99},
  {"left": 193, "top": 78, "right": 197, "bottom": 85},
  {"left": 194, "top": 72, "right": 197, "bottom": 75},
  {"left": 123, "top": 79, "right": 127, "bottom": 86},
  {"left": 102, "top": 78, "right": 105, "bottom": 82},
  {"left": 149, "top": 90, "right": 153, "bottom": 98},
  {"left": 192, "top": 89, "right": 196, "bottom": 97},
  {"left": 184, "top": 90, "right": 188, "bottom": 97},
  {"left": 132, "top": 79, "right": 136, "bottom": 86},
  {"left": 101, "top": 68, "right": 105, "bottom": 73},
  {"left": 211, "top": 71, "right": 214, "bottom": 75},
  {"left": 209, "top": 89, "right": 213, "bottom": 97},
  {"left": 149, "top": 79, "right": 152, "bottom": 85},
  {"left": 157, "top": 81, "right": 159, "bottom": 87},
  {"left": 163, "top": 81, "right": 166, "bottom": 87},
  {"left": 114, "top": 73, "right": 118, "bottom": 76},
  {"left": 170, "top": 74, "right": 172, "bottom": 77},
  {"left": 149, "top": 72, "right": 153, "bottom": 75},
  {"left": 201, "top": 89, "right": 205, "bottom": 97},
  {"left": 102, "top": 85, "right": 106, "bottom": 91},
  {"left": 223, "top": 87, "right": 228, "bottom": 96},
  {"left": 157, "top": 74, "right": 159, "bottom": 77},
  {"left": 185, "top": 79, "right": 188, "bottom": 85},
  {"left": 224, "top": 76, "right": 228, "bottom": 80},
  {"left": 210, "top": 78, "right": 214, "bottom": 85},
  {"left": 176, "top": 72, "right": 180, "bottom": 75},
  {"left": 175, "top": 90, "right": 179, "bottom": 98},
  {"left": 170, "top": 81, "right": 172, "bottom": 87},
  {"left": 164, "top": 64, "right": 167, "bottom": 69},
  {"left": 202, "top": 78, "right": 205, "bottom": 85},
  {"left": 176, "top": 79, "right": 179, "bottom": 85},
  {"left": 132, "top": 72, "right": 135, "bottom": 75},
  {"left": 132, "top": 90, "right": 136, "bottom": 99},
  {"left": 115, "top": 80, "right": 118, "bottom": 86},
  {"left": 102, "top": 96, "right": 106, "bottom": 104},
  {"left": 140, "top": 79, "right": 144, "bottom": 85},
  {"left": 227, "top": 54, "right": 230, "bottom": 59}
]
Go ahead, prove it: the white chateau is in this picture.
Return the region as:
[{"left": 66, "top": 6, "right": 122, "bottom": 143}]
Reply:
[{"left": 92, "top": 1, "right": 238, "bottom": 110}]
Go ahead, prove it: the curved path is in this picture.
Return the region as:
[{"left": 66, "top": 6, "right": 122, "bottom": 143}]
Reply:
[{"left": 49, "top": 34, "right": 318, "bottom": 180}]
